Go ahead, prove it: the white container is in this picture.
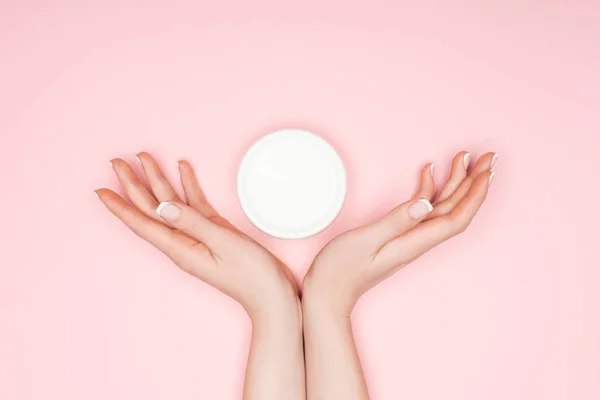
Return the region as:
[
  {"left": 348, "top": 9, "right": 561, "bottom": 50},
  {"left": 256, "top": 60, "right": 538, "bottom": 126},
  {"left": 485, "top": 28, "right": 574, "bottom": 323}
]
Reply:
[{"left": 237, "top": 129, "right": 347, "bottom": 239}]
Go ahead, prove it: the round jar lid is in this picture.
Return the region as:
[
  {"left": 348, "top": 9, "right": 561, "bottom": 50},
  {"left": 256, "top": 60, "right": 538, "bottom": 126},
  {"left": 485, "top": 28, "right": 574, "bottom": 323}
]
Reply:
[{"left": 237, "top": 129, "right": 346, "bottom": 239}]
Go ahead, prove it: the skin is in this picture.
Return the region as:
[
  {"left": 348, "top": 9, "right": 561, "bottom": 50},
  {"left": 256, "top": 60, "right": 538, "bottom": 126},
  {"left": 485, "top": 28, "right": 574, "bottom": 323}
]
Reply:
[
  {"left": 95, "top": 153, "right": 304, "bottom": 400},
  {"left": 96, "top": 150, "right": 496, "bottom": 400},
  {"left": 302, "top": 151, "right": 497, "bottom": 400}
]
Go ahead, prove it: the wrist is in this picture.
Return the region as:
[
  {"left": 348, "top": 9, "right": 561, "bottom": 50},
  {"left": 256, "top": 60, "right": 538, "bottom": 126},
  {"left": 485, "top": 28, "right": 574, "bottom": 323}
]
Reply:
[
  {"left": 249, "top": 295, "right": 303, "bottom": 333},
  {"left": 302, "top": 277, "right": 356, "bottom": 319},
  {"left": 302, "top": 293, "right": 353, "bottom": 346}
]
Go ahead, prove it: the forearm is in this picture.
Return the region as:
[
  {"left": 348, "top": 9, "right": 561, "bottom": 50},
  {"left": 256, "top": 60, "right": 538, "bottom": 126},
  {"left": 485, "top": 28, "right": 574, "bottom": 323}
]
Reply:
[
  {"left": 243, "top": 299, "right": 305, "bottom": 400},
  {"left": 303, "top": 299, "right": 369, "bottom": 400}
]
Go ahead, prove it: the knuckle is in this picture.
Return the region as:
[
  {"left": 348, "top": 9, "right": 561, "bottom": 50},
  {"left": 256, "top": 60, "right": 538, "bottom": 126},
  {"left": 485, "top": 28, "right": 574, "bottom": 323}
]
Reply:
[
  {"left": 435, "top": 199, "right": 454, "bottom": 216},
  {"left": 445, "top": 214, "right": 468, "bottom": 235},
  {"left": 456, "top": 217, "right": 472, "bottom": 235},
  {"left": 127, "top": 180, "right": 145, "bottom": 193},
  {"left": 445, "top": 181, "right": 458, "bottom": 193},
  {"left": 116, "top": 202, "right": 132, "bottom": 218}
]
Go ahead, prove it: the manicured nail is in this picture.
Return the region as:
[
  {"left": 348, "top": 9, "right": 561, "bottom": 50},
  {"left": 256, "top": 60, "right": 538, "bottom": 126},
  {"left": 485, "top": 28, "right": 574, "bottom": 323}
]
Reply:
[
  {"left": 429, "top": 163, "right": 435, "bottom": 176},
  {"left": 463, "top": 152, "right": 471, "bottom": 169},
  {"left": 94, "top": 190, "right": 100, "bottom": 199},
  {"left": 488, "top": 172, "right": 496, "bottom": 187},
  {"left": 408, "top": 199, "right": 433, "bottom": 219},
  {"left": 491, "top": 153, "right": 499, "bottom": 169},
  {"left": 156, "top": 202, "right": 181, "bottom": 221},
  {"left": 109, "top": 160, "right": 114, "bottom": 167},
  {"left": 136, "top": 156, "right": 142, "bottom": 165}
]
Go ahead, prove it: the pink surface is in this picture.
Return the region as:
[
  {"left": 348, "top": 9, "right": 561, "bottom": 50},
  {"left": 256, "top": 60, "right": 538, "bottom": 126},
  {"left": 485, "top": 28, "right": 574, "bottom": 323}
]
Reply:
[{"left": 1, "top": 1, "right": 599, "bottom": 399}]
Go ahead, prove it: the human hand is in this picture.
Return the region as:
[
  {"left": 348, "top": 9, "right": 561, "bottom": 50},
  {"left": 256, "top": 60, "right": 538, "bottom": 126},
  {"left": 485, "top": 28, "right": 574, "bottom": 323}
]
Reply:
[
  {"left": 303, "top": 151, "right": 497, "bottom": 317},
  {"left": 96, "top": 152, "right": 300, "bottom": 320}
]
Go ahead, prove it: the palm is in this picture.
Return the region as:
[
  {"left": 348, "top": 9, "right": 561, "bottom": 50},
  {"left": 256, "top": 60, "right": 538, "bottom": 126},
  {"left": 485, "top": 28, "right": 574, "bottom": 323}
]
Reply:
[
  {"left": 305, "top": 151, "right": 497, "bottom": 315},
  {"left": 97, "top": 152, "right": 298, "bottom": 313}
]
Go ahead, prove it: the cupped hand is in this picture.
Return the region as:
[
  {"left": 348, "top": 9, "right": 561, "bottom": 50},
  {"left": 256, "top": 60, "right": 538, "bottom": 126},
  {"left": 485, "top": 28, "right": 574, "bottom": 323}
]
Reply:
[
  {"left": 96, "top": 152, "right": 299, "bottom": 319},
  {"left": 303, "top": 151, "right": 498, "bottom": 316}
]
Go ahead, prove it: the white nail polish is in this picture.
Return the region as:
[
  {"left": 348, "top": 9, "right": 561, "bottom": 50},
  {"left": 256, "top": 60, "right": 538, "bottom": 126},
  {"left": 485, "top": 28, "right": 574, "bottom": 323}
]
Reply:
[
  {"left": 429, "top": 163, "right": 435, "bottom": 176},
  {"left": 408, "top": 198, "right": 433, "bottom": 219},
  {"left": 156, "top": 201, "right": 182, "bottom": 221},
  {"left": 156, "top": 202, "right": 169, "bottom": 216},
  {"left": 422, "top": 198, "right": 433, "bottom": 212},
  {"left": 463, "top": 153, "right": 471, "bottom": 168},
  {"left": 488, "top": 172, "right": 496, "bottom": 187},
  {"left": 491, "top": 153, "right": 499, "bottom": 169}
]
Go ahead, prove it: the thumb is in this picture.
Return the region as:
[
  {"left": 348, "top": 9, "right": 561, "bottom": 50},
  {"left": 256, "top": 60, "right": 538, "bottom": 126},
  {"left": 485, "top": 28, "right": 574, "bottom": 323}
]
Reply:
[
  {"left": 156, "top": 201, "right": 235, "bottom": 252},
  {"left": 368, "top": 197, "right": 433, "bottom": 243}
]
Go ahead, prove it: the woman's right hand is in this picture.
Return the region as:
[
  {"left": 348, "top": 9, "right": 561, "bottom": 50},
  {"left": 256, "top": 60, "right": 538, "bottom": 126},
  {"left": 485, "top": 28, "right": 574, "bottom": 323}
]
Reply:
[{"left": 303, "top": 151, "right": 498, "bottom": 317}]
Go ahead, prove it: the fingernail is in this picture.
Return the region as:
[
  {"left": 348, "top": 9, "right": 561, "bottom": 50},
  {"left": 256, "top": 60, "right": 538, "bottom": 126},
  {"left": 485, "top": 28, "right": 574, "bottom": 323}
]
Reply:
[
  {"left": 156, "top": 202, "right": 181, "bottom": 221},
  {"left": 136, "top": 156, "right": 142, "bottom": 165},
  {"left": 488, "top": 172, "right": 496, "bottom": 187},
  {"left": 109, "top": 160, "right": 114, "bottom": 167},
  {"left": 491, "top": 153, "right": 499, "bottom": 169},
  {"left": 463, "top": 152, "right": 471, "bottom": 169},
  {"left": 408, "top": 199, "right": 433, "bottom": 219},
  {"left": 94, "top": 190, "right": 100, "bottom": 199},
  {"left": 429, "top": 163, "right": 435, "bottom": 176}
]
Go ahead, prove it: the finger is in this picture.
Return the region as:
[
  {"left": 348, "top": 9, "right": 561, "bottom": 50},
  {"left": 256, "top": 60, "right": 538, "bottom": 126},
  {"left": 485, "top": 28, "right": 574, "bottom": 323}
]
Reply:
[
  {"left": 155, "top": 200, "right": 235, "bottom": 252},
  {"left": 178, "top": 160, "right": 218, "bottom": 218},
  {"left": 367, "top": 164, "right": 435, "bottom": 243},
  {"left": 435, "top": 151, "right": 470, "bottom": 203},
  {"left": 178, "top": 160, "right": 238, "bottom": 231},
  {"left": 427, "top": 152, "right": 497, "bottom": 220},
  {"left": 368, "top": 197, "right": 434, "bottom": 244},
  {"left": 136, "top": 152, "right": 182, "bottom": 203},
  {"left": 110, "top": 158, "right": 161, "bottom": 221},
  {"left": 95, "top": 189, "right": 214, "bottom": 276},
  {"left": 413, "top": 163, "right": 436, "bottom": 200},
  {"left": 374, "top": 171, "right": 494, "bottom": 271}
]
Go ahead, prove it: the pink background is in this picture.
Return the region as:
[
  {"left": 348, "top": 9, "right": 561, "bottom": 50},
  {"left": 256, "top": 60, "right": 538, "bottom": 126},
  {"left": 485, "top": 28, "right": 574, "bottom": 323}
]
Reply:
[{"left": 1, "top": 1, "right": 599, "bottom": 399}]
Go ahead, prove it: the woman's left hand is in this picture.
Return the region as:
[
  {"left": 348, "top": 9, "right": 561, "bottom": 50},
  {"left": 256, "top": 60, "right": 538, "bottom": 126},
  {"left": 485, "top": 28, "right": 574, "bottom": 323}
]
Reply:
[{"left": 96, "top": 152, "right": 300, "bottom": 320}]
